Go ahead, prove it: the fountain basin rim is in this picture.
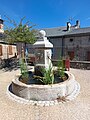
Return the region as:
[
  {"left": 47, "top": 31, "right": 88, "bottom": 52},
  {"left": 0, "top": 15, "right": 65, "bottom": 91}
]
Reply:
[
  {"left": 10, "top": 71, "right": 80, "bottom": 101},
  {"left": 12, "top": 71, "right": 75, "bottom": 88}
]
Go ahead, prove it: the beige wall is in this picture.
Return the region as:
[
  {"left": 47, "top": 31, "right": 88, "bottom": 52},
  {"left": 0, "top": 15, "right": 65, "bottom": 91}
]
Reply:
[{"left": 0, "top": 43, "right": 17, "bottom": 59}]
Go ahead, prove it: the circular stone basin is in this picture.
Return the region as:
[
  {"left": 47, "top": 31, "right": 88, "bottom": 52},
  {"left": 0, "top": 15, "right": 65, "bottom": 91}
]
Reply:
[{"left": 10, "top": 71, "right": 79, "bottom": 101}]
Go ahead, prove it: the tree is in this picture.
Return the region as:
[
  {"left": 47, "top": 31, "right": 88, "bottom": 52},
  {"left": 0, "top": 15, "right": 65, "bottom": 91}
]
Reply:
[{"left": 4, "top": 17, "right": 36, "bottom": 57}]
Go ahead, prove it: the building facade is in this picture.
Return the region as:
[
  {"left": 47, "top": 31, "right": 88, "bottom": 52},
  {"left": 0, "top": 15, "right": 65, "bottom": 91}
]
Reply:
[
  {"left": 43, "top": 20, "right": 90, "bottom": 61},
  {"left": 0, "top": 18, "right": 17, "bottom": 59}
]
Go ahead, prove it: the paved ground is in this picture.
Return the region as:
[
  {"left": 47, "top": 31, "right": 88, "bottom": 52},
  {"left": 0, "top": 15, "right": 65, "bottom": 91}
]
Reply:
[{"left": 0, "top": 68, "right": 90, "bottom": 120}]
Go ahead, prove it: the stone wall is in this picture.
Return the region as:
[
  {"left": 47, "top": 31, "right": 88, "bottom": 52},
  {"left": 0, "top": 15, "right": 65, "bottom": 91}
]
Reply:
[
  {"left": 49, "top": 35, "right": 90, "bottom": 61},
  {"left": 70, "top": 61, "right": 90, "bottom": 70}
]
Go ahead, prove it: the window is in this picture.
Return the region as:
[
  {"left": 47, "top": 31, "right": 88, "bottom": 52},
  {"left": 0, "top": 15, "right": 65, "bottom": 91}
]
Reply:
[
  {"left": 70, "top": 39, "right": 73, "bottom": 42},
  {"left": 0, "top": 45, "right": 2, "bottom": 56}
]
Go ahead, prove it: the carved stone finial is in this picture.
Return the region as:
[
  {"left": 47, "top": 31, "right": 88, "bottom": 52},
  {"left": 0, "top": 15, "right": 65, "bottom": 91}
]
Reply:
[{"left": 40, "top": 30, "right": 46, "bottom": 37}]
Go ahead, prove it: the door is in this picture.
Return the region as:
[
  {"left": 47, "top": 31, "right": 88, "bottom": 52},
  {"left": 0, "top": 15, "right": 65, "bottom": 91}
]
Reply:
[
  {"left": 87, "top": 51, "right": 90, "bottom": 61},
  {"left": 68, "top": 51, "right": 74, "bottom": 60}
]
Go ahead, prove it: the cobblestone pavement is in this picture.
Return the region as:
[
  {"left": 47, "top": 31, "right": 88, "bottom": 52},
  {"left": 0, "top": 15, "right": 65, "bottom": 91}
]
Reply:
[{"left": 0, "top": 68, "right": 90, "bottom": 120}]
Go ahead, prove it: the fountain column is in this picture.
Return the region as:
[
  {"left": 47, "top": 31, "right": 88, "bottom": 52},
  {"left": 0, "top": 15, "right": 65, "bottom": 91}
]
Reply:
[{"left": 33, "top": 30, "right": 53, "bottom": 69}]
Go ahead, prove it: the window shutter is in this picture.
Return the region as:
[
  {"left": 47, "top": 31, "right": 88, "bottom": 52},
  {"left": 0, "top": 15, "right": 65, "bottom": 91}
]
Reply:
[
  {"left": 0, "top": 45, "right": 2, "bottom": 56},
  {"left": 9, "top": 45, "right": 13, "bottom": 55}
]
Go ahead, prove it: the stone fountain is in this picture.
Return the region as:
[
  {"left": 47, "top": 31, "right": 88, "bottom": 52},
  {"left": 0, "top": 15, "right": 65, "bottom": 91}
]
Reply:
[{"left": 7, "top": 30, "right": 80, "bottom": 106}]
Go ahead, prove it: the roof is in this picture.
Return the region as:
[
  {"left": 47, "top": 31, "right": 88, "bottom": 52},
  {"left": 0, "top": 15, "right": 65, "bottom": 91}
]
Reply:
[{"left": 43, "top": 26, "right": 90, "bottom": 37}]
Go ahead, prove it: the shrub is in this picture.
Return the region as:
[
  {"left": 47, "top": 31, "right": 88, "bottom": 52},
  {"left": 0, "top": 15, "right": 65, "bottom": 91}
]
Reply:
[
  {"left": 19, "top": 58, "right": 29, "bottom": 80},
  {"left": 57, "top": 57, "right": 65, "bottom": 78}
]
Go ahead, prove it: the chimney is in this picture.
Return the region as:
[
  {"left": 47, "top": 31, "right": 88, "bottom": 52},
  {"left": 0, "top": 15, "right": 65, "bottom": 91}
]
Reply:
[
  {"left": 76, "top": 20, "right": 80, "bottom": 28},
  {"left": 0, "top": 16, "right": 4, "bottom": 33},
  {"left": 67, "top": 22, "right": 71, "bottom": 31}
]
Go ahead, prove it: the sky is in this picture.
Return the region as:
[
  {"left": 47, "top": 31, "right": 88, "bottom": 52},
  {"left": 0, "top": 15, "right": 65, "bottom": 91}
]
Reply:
[{"left": 0, "top": 0, "right": 90, "bottom": 29}]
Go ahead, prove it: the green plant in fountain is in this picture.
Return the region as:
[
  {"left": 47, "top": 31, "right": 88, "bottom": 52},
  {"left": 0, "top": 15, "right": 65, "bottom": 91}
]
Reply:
[
  {"left": 34, "top": 64, "right": 54, "bottom": 85},
  {"left": 19, "top": 58, "right": 29, "bottom": 82},
  {"left": 57, "top": 57, "right": 65, "bottom": 78},
  {"left": 42, "top": 64, "right": 54, "bottom": 85}
]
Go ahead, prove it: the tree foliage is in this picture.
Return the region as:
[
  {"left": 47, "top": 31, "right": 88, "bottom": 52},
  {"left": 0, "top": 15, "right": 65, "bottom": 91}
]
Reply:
[{"left": 4, "top": 17, "right": 36, "bottom": 44}]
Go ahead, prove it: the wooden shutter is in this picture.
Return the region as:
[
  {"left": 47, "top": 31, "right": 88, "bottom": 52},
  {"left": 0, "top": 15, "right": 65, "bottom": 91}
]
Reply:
[
  {"left": 0, "top": 25, "right": 1, "bottom": 29},
  {"left": 9, "top": 45, "right": 13, "bottom": 55},
  {"left": 0, "top": 45, "right": 2, "bottom": 56}
]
